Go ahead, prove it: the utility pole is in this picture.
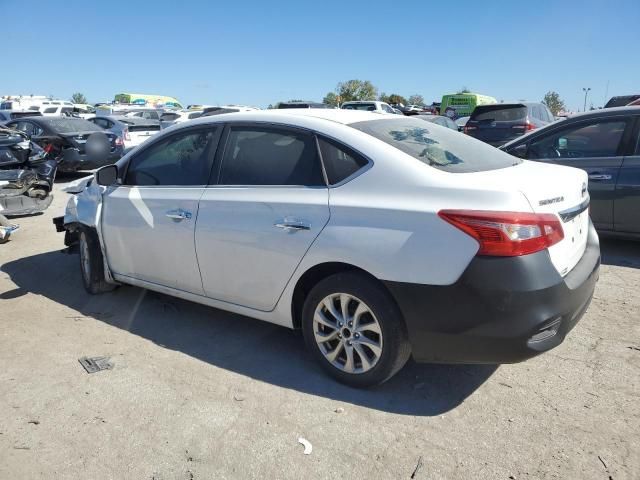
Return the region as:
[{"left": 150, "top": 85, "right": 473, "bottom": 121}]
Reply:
[{"left": 583, "top": 87, "right": 591, "bottom": 111}]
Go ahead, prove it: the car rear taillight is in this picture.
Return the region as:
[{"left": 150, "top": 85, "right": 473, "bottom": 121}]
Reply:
[
  {"left": 124, "top": 127, "right": 131, "bottom": 141},
  {"left": 438, "top": 210, "right": 564, "bottom": 257},
  {"left": 512, "top": 119, "right": 536, "bottom": 131},
  {"left": 463, "top": 125, "right": 477, "bottom": 134},
  {"left": 115, "top": 136, "right": 124, "bottom": 146}
]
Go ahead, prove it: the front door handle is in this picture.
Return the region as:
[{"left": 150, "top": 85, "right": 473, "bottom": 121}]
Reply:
[
  {"left": 274, "top": 220, "right": 311, "bottom": 231},
  {"left": 588, "top": 174, "right": 612, "bottom": 181},
  {"left": 166, "top": 209, "right": 192, "bottom": 220}
]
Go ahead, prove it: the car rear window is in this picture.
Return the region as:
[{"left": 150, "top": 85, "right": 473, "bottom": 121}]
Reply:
[
  {"left": 471, "top": 105, "right": 527, "bottom": 122},
  {"left": 343, "top": 103, "right": 377, "bottom": 111},
  {"left": 350, "top": 117, "right": 521, "bottom": 173},
  {"left": 161, "top": 113, "right": 180, "bottom": 122},
  {"left": 42, "top": 118, "right": 100, "bottom": 133}
]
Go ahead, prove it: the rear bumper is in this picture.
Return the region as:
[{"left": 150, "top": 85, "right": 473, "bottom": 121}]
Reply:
[{"left": 384, "top": 221, "right": 600, "bottom": 364}]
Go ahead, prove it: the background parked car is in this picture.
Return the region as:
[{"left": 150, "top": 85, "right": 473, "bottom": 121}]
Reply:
[
  {"left": 341, "top": 101, "right": 396, "bottom": 114},
  {"left": 455, "top": 116, "right": 470, "bottom": 132},
  {"left": 88, "top": 115, "right": 160, "bottom": 150},
  {"left": 0, "top": 126, "right": 57, "bottom": 216},
  {"left": 277, "top": 101, "right": 331, "bottom": 109},
  {"left": 160, "top": 110, "right": 203, "bottom": 129},
  {"left": 464, "top": 102, "right": 554, "bottom": 146},
  {"left": 417, "top": 114, "right": 459, "bottom": 130},
  {"left": 0, "top": 110, "right": 43, "bottom": 122},
  {"left": 604, "top": 95, "right": 640, "bottom": 108},
  {"left": 501, "top": 106, "right": 640, "bottom": 238},
  {"left": 5, "top": 116, "right": 124, "bottom": 172},
  {"left": 200, "top": 105, "right": 260, "bottom": 117}
]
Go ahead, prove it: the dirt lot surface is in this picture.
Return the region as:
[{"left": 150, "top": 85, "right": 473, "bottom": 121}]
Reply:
[{"left": 1, "top": 178, "right": 639, "bottom": 480}]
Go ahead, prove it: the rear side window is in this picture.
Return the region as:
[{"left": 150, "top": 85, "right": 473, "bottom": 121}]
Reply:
[
  {"left": 528, "top": 120, "right": 627, "bottom": 159},
  {"left": 43, "top": 107, "right": 57, "bottom": 113},
  {"left": 125, "top": 128, "right": 217, "bottom": 186},
  {"left": 351, "top": 117, "right": 521, "bottom": 173},
  {"left": 318, "top": 137, "right": 368, "bottom": 185},
  {"left": 471, "top": 106, "right": 526, "bottom": 122},
  {"left": 220, "top": 127, "right": 324, "bottom": 186}
]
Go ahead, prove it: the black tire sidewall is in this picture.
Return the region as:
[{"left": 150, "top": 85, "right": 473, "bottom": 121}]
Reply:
[
  {"left": 79, "top": 228, "right": 105, "bottom": 294},
  {"left": 301, "top": 272, "right": 410, "bottom": 387}
]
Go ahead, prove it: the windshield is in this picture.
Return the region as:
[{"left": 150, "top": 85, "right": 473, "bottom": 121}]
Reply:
[
  {"left": 44, "top": 118, "right": 101, "bottom": 133},
  {"left": 350, "top": 117, "right": 521, "bottom": 172}
]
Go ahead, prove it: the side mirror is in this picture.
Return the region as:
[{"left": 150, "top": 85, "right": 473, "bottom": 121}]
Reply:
[
  {"left": 510, "top": 143, "right": 528, "bottom": 159},
  {"left": 95, "top": 164, "right": 118, "bottom": 186}
]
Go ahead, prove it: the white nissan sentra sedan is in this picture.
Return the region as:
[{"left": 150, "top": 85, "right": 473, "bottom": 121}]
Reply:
[{"left": 55, "top": 110, "right": 600, "bottom": 387}]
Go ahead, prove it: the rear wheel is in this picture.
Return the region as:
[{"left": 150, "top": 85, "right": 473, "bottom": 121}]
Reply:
[
  {"left": 302, "top": 272, "right": 410, "bottom": 387},
  {"left": 79, "top": 228, "right": 115, "bottom": 294}
]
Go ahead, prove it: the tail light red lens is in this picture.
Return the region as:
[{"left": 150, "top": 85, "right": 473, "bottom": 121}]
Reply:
[
  {"left": 115, "top": 136, "right": 124, "bottom": 146},
  {"left": 463, "top": 125, "right": 477, "bottom": 134},
  {"left": 438, "top": 210, "right": 564, "bottom": 256}
]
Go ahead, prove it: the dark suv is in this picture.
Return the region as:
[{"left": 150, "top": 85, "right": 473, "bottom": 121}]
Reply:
[{"left": 464, "top": 103, "right": 554, "bottom": 146}]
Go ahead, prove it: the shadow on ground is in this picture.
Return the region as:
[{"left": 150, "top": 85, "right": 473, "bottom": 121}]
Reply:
[
  {"left": 600, "top": 237, "right": 640, "bottom": 269},
  {"left": 2, "top": 250, "right": 498, "bottom": 416}
]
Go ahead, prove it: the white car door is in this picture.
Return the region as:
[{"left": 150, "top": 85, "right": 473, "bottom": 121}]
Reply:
[
  {"left": 101, "top": 126, "right": 221, "bottom": 294},
  {"left": 195, "top": 124, "right": 330, "bottom": 311}
]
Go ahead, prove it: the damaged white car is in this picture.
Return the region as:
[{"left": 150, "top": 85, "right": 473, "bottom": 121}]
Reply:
[{"left": 54, "top": 110, "right": 599, "bottom": 387}]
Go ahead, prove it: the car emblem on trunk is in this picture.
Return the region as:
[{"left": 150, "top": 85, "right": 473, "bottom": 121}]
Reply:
[{"left": 581, "top": 182, "right": 587, "bottom": 198}]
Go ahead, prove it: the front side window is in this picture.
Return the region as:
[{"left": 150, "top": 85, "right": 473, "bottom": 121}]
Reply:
[
  {"left": 43, "top": 107, "right": 57, "bottom": 113},
  {"left": 528, "top": 120, "right": 627, "bottom": 159},
  {"left": 125, "top": 128, "right": 217, "bottom": 186},
  {"left": 219, "top": 127, "right": 324, "bottom": 186},
  {"left": 318, "top": 137, "right": 368, "bottom": 185}
]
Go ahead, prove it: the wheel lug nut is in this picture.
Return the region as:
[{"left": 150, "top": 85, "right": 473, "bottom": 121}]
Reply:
[
  {"left": 348, "top": 321, "right": 353, "bottom": 327},
  {"left": 338, "top": 322, "right": 343, "bottom": 327},
  {"left": 354, "top": 333, "right": 360, "bottom": 339},
  {"left": 347, "top": 341, "right": 352, "bottom": 346}
]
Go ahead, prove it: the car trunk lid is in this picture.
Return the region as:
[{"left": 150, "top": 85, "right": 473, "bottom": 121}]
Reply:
[{"left": 458, "top": 161, "right": 590, "bottom": 276}]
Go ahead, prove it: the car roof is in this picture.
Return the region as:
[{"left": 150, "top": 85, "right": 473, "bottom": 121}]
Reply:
[
  {"left": 188, "top": 109, "right": 389, "bottom": 127},
  {"left": 561, "top": 106, "right": 640, "bottom": 120}
]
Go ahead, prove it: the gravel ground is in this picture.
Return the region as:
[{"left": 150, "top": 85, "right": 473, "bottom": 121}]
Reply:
[{"left": 1, "top": 177, "right": 639, "bottom": 480}]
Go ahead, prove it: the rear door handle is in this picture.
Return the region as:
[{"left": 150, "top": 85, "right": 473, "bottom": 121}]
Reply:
[
  {"left": 166, "top": 209, "right": 192, "bottom": 220},
  {"left": 588, "top": 174, "right": 612, "bottom": 181},
  {"left": 274, "top": 220, "right": 311, "bottom": 231}
]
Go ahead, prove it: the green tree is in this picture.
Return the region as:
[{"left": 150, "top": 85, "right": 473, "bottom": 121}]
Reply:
[
  {"left": 324, "top": 79, "right": 378, "bottom": 106},
  {"left": 542, "top": 91, "right": 566, "bottom": 116},
  {"left": 408, "top": 94, "right": 424, "bottom": 105},
  {"left": 71, "top": 92, "right": 88, "bottom": 104},
  {"left": 457, "top": 86, "right": 472, "bottom": 94},
  {"left": 323, "top": 92, "right": 340, "bottom": 107},
  {"left": 381, "top": 93, "right": 407, "bottom": 105}
]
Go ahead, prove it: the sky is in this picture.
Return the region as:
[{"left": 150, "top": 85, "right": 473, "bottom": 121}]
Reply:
[{"left": 2, "top": 0, "right": 639, "bottom": 111}]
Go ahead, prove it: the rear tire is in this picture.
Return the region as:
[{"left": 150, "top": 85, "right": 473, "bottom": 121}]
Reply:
[
  {"left": 302, "top": 272, "right": 411, "bottom": 387},
  {"left": 79, "top": 228, "right": 115, "bottom": 294}
]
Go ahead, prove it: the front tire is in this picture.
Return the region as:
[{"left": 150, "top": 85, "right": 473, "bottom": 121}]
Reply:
[
  {"left": 79, "top": 228, "right": 115, "bottom": 294},
  {"left": 302, "top": 272, "right": 410, "bottom": 387}
]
